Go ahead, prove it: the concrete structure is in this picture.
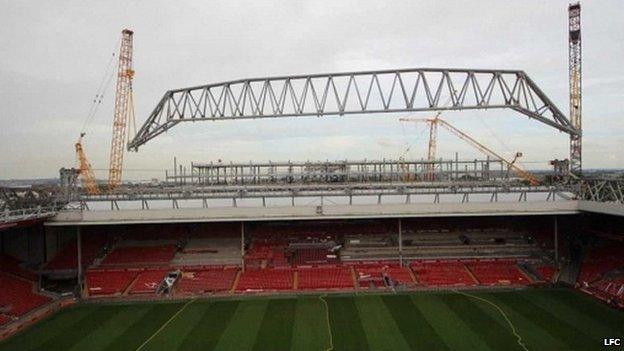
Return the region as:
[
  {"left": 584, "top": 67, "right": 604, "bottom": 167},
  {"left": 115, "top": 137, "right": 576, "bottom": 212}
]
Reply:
[{"left": 47, "top": 201, "right": 579, "bottom": 226}]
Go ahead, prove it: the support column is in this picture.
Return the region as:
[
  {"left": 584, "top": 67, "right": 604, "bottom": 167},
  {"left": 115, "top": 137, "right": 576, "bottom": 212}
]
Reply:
[
  {"left": 398, "top": 218, "right": 403, "bottom": 267},
  {"left": 554, "top": 216, "right": 559, "bottom": 264},
  {"left": 241, "top": 222, "right": 245, "bottom": 273},
  {"left": 42, "top": 226, "right": 47, "bottom": 263},
  {"left": 76, "top": 226, "right": 83, "bottom": 298}
]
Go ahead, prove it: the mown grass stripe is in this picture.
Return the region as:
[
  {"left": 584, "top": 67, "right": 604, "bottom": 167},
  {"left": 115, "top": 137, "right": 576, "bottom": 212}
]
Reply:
[
  {"left": 212, "top": 299, "right": 268, "bottom": 351},
  {"left": 1, "top": 288, "right": 622, "bottom": 351},
  {"left": 326, "top": 296, "right": 370, "bottom": 351},
  {"left": 253, "top": 298, "right": 296, "bottom": 350},
  {"left": 172, "top": 301, "right": 239, "bottom": 351},
  {"left": 104, "top": 303, "right": 184, "bottom": 351},
  {"left": 355, "top": 295, "right": 411, "bottom": 351},
  {"left": 442, "top": 293, "right": 525, "bottom": 351},
  {"left": 291, "top": 297, "right": 330, "bottom": 351},
  {"left": 411, "top": 294, "right": 490, "bottom": 351},
  {"left": 539, "top": 289, "right": 624, "bottom": 333},
  {"left": 382, "top": 295, "right": 450, "bottom": 350},
  {"left": 490, "top": 291, "right": 595, "bottom": 351},
  {"left": 526, "top": 289, "right": 622, "bottom": 339},
  {"left": 0, "top": 305, "right": 94, "bottom": 351},
  {"left": 39, "top": 305, "right": 123, "bottom": 351},
  {"left": 138, "top": 301, "right": 214, "bottom": 351},
  {"left": 70, "top": 305, "right": 155, "bottom": 351},
  {"left": 472, "top": 291, "right": 567, "bottom": 351},
  {"left": 136, "top": 299, "right": 196, "bottom": 351}
]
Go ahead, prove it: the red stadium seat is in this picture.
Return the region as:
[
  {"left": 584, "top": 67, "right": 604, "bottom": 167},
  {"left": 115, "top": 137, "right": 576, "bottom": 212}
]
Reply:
[
  {"left": 0, "top": 314, "right": 13, "bottom": 326},
  {"left": 354, "top": 263, "right": 414, "bottom": 288},
  {"left": 0, "top": 273, "right": 50, "bottom": 317},
  {"left": 465, "top": 260, "right": 530, "bottom": 286},
  {"left": 535, "top": 265, "right": 556, "bottom": 282},
  {"left": 297, "top": 267, "right": 353, "bottom": 290},
  {"left": 45, "top": 236, "right": 107, "bottom": 271},
  {"left": 86, "top": 269, "right": 139, "bottom": 296},
  {"left": 0, "top": 254, "right": 37, "bottom": 281},
  {"left": 578, "top": 246, "right": 624, "bottom": 286},
  {"left": 411, "top": 260, "right": 476, "bottom": 286},
  {"left": 236, "top": 269, "right": 294, "bottom": 291},
  {"left": 129, "top": 270, "right": 168, "bottom": 294},
  {"left": 177, "top": 268, "right": 238, "bottom": 293}
]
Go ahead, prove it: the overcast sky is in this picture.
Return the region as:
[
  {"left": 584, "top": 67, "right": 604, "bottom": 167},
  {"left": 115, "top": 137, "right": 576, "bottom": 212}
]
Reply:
[{"left": 1, "top": 0, "right": 622, "bottom": 180}]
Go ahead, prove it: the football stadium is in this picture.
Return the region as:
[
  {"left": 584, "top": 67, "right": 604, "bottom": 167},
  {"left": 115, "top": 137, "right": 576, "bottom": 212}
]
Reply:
[{"left": 1, "top": 1, "right": 624, "bottom": 350}]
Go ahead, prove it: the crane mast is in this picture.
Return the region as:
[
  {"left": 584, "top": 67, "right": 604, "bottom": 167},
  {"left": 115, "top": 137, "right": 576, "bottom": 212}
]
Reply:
[
  {"left": 108, "top": 29, "right": 134, "bottom": 192},
  {"left": 568, "top": 3, "right": 582, "bottom": 177},
  {"left": 425, "top": 111, "right": 442, "bottom": 181}
]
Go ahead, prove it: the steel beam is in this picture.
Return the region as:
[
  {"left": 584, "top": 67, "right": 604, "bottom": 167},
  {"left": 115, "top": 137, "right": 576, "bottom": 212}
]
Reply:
[
  {"left": 128, "top": 68, "right": 577, "bottom": 150},
  {"left": 580, "top": 179, "right": 624, "bottom": 203}
]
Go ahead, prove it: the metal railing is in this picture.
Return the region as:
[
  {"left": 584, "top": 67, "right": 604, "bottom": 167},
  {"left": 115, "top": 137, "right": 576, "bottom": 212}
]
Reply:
[{"left": 1, "top": 206, "right": 63, "bottom": 225}]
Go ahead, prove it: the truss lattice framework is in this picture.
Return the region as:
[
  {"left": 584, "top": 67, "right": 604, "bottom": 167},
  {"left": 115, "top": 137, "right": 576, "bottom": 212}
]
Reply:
[
  {"left": 580, "top": 179, "right": 624, "bottom": 203},
  {"left": 128, "top": 68, "right": 577, "bottom": 150}
]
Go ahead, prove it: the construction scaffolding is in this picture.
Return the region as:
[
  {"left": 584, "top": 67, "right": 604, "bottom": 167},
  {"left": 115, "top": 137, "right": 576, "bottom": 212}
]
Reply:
[{"left": 165, "top": 158, "right": 517, "bottom": 186}]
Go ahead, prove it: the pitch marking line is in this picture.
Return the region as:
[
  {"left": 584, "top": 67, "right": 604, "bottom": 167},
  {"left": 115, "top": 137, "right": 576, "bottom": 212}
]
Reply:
[
  {"left": 135, "top": 298, "right": 197, "bottom": 351},
  {"left": 452, "top": 290, "right": 529, "bottom": 351},
  {"left": 319, "top": 294, "right": 334, "bottom": 351}
]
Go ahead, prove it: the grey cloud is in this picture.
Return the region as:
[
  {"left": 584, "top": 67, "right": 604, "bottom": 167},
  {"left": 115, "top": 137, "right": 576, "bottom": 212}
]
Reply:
[{"left": 1, "top": 0, "right": 622, "bottom": 180}]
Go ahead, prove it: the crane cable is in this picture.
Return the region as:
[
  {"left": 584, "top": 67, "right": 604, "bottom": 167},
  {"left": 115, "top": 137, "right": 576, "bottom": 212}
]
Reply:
[
  {"left": 398, "top": 117, "right": 428, "bottom": 159},
  {"left": 475, "top": 110, "right": 530, "bottom": 171},
  {"left": 80, "top": 36, "right": 121, "bottom": 135}
]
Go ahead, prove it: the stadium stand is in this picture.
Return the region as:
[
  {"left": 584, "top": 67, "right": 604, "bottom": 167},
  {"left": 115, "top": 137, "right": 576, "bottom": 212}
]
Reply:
[
  {"left": 411, "top": 260, "right": 477, "bottom": 286},
  {"left": 44, "top": 236, "right": 107, "bottom": 271},
  {"left": 466, "top": 260, "right": 531, "bottom": 286},
  {"left": 100, "top": 245, "right": 177, "bottom": 267},
  {"left": 236, "top": 268, "right": 294, "bottom": 291},
  {"left": 341, "top": 229, "right": 542, "bottom": 262},
  {"left": 297, "top": 266, "right": 353, "bottom": 290},
  {"left": 293, "top": 248, "right": 331, "bottom": 265},
  {"left": 0, "top": 314, "right": 13, "bottom": 326},
  {"left": 352, "top": 263, "right": 414, "bottom": 288},
  {"left": 577, "top": 246, "right": 624, "bottom": 286},
  {"left": 534, "top": 265, "right": 557, "bottom": 282},
  {"left": 244, "top": 239, "right": 288, "bottom": 268},
  {"left": 583, "top": 276, "right": 624, "bottom": 307},
  {"left": 86, "top": 269, "right": 139, "bottom": 296},
  {"left": 172, "top": 237, "right": 240, "bottom": 266},
  {"left": 576, "top": 243, "right": 624, "bottom": 307},
  {"left": 120, "top": 225, "right": 187, "bottom": 241},
  {"left": 129, "top": 270, "right": 168, "bottom": 294},
  {"left": 60, "top": 219, "right": 564, "bottom": 300},
  {"left": 177, "top": 268, "right": 238, "bottom": 294},
  {"left": 0, "top": 273, "right": 50, "bottom": 317},
  {"left": 0, "top": 254, "right": 37, "bottom": 281}
]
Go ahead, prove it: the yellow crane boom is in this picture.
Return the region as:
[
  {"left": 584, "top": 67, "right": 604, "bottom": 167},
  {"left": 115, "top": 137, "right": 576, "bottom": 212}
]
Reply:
[
  {"left": 75, "top": 134, "right": 100, "bottom": 195},
  {"left": 399, "top": 117, "right": 540, "bottom": 185}
]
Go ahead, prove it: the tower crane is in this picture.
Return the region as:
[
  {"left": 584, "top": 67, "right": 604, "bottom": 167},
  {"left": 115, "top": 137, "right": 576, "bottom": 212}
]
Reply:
[
  {"left": 74, "top": 29, "right": 135, "bottom": 195},
  {"left": 399, "top": 117, "right": 540, "bottom": 186},
  {"left": 108, "top": 29, "right": 135, "bottom": 192},
  {"left": 568, "top": 2, "right": 582, "bottom": 177},
  {"left": 398, "top": 96, "right": 453, "bottom": 181}
]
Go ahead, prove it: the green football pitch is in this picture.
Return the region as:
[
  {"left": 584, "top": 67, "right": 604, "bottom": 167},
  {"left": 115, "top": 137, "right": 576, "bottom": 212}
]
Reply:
[{"left": 1, "top": 288, "right": 622, "bottom": 351}]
